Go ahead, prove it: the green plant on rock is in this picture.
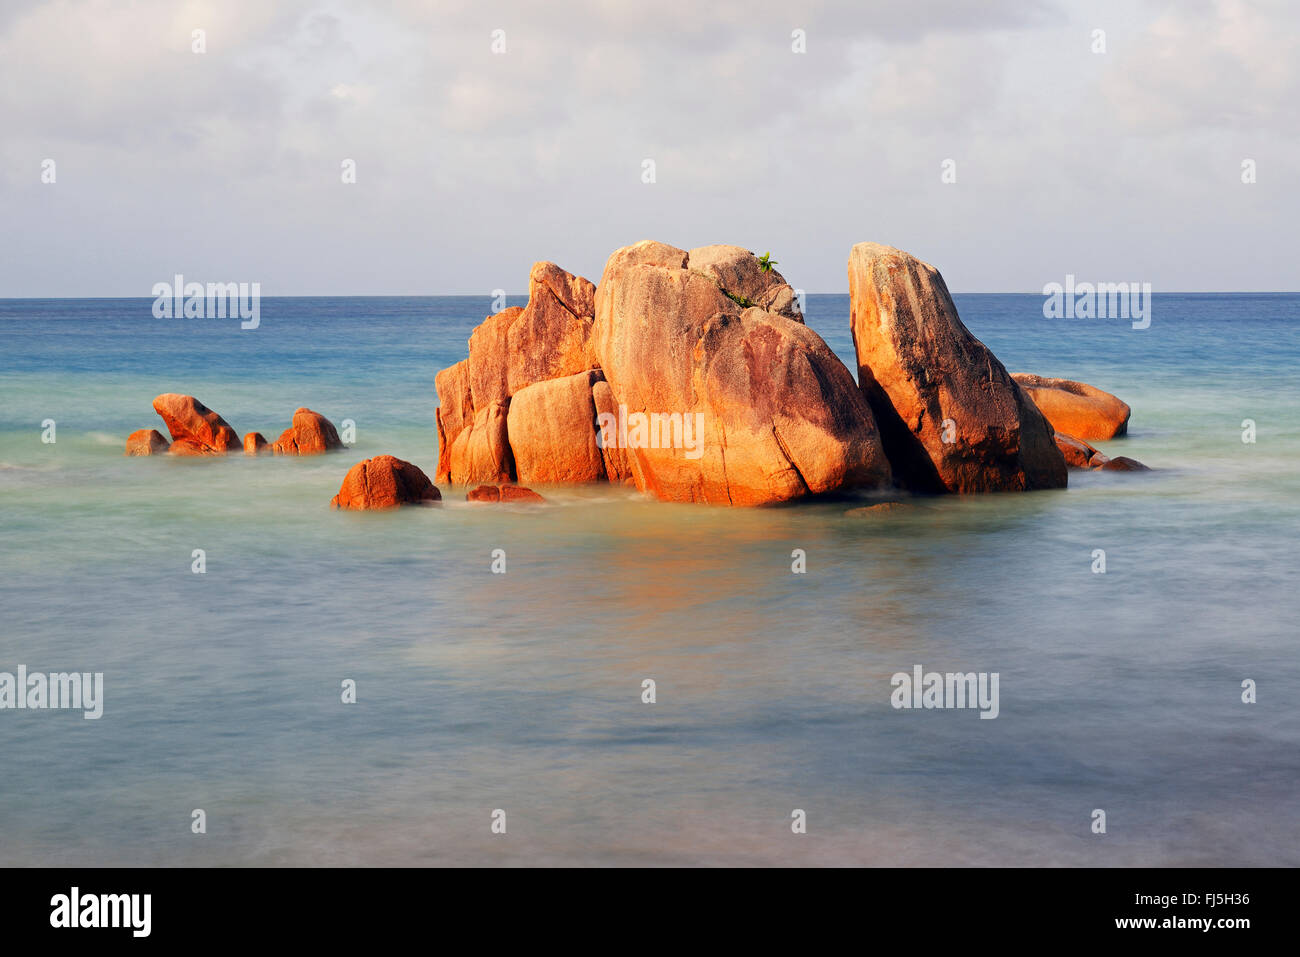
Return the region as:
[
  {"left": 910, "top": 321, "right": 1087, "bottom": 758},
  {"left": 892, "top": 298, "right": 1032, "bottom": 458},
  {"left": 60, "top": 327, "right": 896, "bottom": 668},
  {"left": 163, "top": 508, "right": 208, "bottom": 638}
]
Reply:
[{"left": 757, "top": 251, "right": 777, "bottom": 272}]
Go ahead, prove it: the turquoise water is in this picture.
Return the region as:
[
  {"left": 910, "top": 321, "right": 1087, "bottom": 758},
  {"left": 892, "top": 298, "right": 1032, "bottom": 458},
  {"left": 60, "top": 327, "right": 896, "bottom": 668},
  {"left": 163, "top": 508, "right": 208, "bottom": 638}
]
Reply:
[{"left": 1, "top": 294, "right": 1297, "bottom": 866}]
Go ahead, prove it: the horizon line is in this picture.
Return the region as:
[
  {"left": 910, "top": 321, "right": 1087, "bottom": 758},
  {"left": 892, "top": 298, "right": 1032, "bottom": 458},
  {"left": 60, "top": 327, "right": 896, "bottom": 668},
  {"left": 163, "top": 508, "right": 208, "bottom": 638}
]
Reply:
[{"left": 2, "top": 290, "right": 1299, "bottom": 301}]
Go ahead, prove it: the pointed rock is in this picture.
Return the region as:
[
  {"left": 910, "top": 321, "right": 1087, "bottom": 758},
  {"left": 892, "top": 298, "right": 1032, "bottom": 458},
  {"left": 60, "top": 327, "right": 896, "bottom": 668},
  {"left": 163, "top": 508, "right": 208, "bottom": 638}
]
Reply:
[
  {"left": 847, "top": 243, "right": 1065, "bottom": 493},
  {"left": 152, "top": 394, "right": 240, "bottom": 455}
]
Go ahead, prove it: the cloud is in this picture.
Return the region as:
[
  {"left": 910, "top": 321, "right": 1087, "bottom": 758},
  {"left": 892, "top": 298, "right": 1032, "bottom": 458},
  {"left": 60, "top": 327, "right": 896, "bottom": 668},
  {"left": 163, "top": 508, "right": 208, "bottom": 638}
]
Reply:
[{"left": 0, "top": 0, "right": 1295, "bottom": 294}]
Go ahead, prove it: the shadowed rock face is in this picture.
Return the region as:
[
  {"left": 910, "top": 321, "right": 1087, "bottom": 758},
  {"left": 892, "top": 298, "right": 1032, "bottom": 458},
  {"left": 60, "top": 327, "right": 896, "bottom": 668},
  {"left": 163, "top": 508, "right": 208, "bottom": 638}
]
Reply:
[
  {"left": 593, "top": 241, "right": 892, "bottom": 505},
  {"left": 434, "top": 360, "right": 474, "bottom": 483},
  {"left": 591, "top": 379, "right": 632, "bottom": 483},
  {"left": 507, "top": 369, "right": 607, "bottom": 485},
  {"left": 1012, "top": 374, "right": 1131, "bottom": 440},
  {"left": 447, "top": 399, "right": 514, "bottom": 485},
  {"left": 847, "top": 243, "right": 1066, "bottom": 493},
  {"left": 125, "top": 429, "right": 169, "bottom": 456},
  {"left": 152, "top": 393, "right": 240, "bottom": 455},
  {"left": 271, "top": 408, "right": 343, "bottom": 455},
  {"left": 331, "top": 455, "right": 441, "bottom": 510}
]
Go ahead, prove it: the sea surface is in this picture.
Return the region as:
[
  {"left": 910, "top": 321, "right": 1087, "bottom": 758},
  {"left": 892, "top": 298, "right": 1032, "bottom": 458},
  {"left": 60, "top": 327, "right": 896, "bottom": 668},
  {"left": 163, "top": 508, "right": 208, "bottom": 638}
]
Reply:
[{"left": 1, "top": 293, "right": 1297, "bottom": 866}]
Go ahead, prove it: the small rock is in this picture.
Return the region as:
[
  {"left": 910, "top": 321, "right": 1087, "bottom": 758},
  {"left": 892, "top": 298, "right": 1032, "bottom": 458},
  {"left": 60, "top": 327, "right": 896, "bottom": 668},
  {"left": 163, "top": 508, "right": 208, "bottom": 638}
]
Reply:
[
  {"left": 1054, "top": 431, "right": 1101, "bottom": 469},
  {"left": 331, "top": 456, "right": 441, "bottom": 510},
  {"left": 1093, "top": 455, "right": 1150, "bottom": 472},
  {"left": 125, "top": 429, "right": 169, "bottom": 456},
  {"left": 845, "top": 502, "right": 909, "bottom": 517},
  {"left": 467, "top": 483, "right": 546, "bottom": 504},
  {"left": 272, "top": 408, "right": 343, "bottom": 455}
]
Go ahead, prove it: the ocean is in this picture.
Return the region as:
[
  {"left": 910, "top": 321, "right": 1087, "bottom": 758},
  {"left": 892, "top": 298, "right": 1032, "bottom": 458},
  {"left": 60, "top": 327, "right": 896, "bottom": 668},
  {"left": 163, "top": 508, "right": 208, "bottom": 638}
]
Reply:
[{"left": 1, "top": 293, "right": 1297, "bottom": 866}]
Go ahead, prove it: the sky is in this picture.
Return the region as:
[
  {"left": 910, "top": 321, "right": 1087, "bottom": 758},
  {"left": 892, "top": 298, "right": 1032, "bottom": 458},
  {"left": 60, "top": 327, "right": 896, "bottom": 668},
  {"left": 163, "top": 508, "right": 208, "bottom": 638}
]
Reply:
[{"left": 0, "top": 0, "right": 1295, "bottom": 295}]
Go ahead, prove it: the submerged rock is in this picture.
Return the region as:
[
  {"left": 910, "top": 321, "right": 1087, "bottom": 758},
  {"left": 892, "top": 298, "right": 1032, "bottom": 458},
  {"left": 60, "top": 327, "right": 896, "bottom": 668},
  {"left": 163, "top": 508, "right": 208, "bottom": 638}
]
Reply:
[
  {"left": 271, "top": 408, "right": 343, "bottom": 455},
  {"left": 331, "top": 455, "right": 441, "bottom": 510},
  {"left": 1012, "top": 374, "right": 1131, "bottom": 440},
  {"left": 1094, "top": 455, "right": 1150, "bottom": 472},
  {"left": 243, "top": 432, "right": 269, "bottom": 456},
  {"left": 125, "top": 429, "right": 169, "bottom": 456},
  {"left": 845, "top": 502, "right": 910, "bottom": 517},
  {"left": 467, "top": 483, "right": 546, "bottom": 504},
  {"left": 1054, "top": 431, "right": 1105, "bottom": 469},
  {"left": 847, "top": 243, "right": 1066, "bottom": 493}
]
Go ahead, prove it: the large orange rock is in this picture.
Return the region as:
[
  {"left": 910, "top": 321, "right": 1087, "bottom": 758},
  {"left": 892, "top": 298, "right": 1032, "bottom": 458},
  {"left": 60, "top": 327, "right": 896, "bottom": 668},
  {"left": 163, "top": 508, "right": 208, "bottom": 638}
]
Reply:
[
  {"left": 1011, "top": 374, "right": 1131, "bottom": 440},
  {"left": 152, "top": 393, "right": 240, "bottom": 454},
  {"left": 271, "top": 408, "right": 343, "bottom": 455},
  {"left": 435, "top": 360, "right": 474, "bottom": 483},
  {"left": 330, "top": 455, "right": 441, "bottom": 510},
  {"left": 125, "top": 429, "right": 169, "bottom": 456},
  {"left": 847, "top": 243, "right": 1066, "bottom": 493},
  {"left": 507, "top": 370, "right": 607, "bottom": 485},
  {"left": 592, "top": 240, "right": 891, "bottom": 505},
  {"left": 447, "top": 400, "right": 514, "bottom": 484}
]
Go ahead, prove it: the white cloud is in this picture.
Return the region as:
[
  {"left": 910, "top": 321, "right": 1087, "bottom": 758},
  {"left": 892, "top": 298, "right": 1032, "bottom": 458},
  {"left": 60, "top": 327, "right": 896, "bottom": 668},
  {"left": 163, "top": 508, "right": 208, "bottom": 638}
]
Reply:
[{"left": 0, "top": 0, "right": 1295, "bottom": 294}]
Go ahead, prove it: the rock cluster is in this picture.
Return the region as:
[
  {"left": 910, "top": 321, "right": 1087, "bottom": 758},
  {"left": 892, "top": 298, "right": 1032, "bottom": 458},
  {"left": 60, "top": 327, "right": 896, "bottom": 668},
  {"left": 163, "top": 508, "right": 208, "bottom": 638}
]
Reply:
[
  {"left": 127, "top": 242, "right": 1150, "bottom": 513},
  {"left": 433, "top": 241, "right": 1149, "bottom": 505},
  {"left": 125, "top": 395, "right": 346, "bottom": 459}
]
